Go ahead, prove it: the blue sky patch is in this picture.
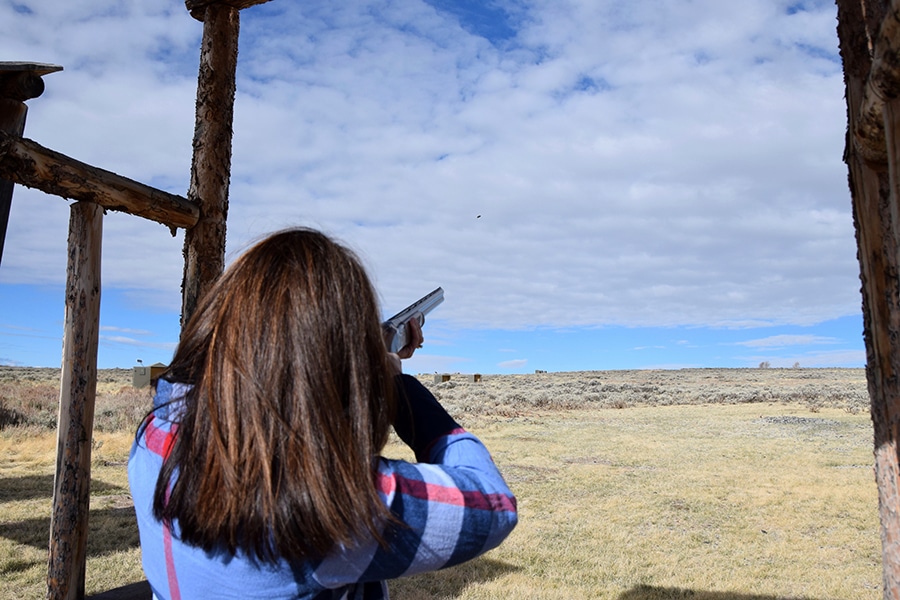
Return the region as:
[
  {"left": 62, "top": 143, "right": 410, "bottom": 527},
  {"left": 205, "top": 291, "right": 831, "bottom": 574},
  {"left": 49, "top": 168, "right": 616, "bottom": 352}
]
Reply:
[{"left": 424, "top": 0, "right": 519, "bottom": 44}]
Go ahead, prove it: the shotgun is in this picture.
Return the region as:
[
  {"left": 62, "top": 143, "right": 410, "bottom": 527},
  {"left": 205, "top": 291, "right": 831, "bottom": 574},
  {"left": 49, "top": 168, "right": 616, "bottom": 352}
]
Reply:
[{"left": 382, "top": 287, "right": 444, "bottom": 353}]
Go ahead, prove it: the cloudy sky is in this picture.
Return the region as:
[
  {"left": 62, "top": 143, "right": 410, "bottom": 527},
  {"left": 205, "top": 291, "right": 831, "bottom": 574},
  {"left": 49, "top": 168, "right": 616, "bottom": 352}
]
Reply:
[{"left": 0, "top": 0, "right": 864, "bottom": 373}]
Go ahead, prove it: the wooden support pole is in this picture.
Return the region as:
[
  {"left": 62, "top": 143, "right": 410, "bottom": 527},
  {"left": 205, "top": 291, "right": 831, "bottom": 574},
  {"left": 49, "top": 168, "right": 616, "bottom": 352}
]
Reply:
[
  {"left": 47, "top": 201, "right": 103, "bottom": 600},
  {"left": 0, "top": 130, "right": 199, "bottom": 230},
  {"left": 839, "top": 0, "right": 900, "bottom": 595},
  {"left": 0, "top": 62, "right": 62, "bottom": 265},
  {"left": 849, "top": 142, "right": 900, "bottom": 597},
  {"left": 180, "top": 3, "right": 241, "bottom": 328},
  {"left": 0, "top": 98, "right": 26, "bottom": 266},
  {"left": 857, "top": 0, "right": 900, "bottom": 166}
]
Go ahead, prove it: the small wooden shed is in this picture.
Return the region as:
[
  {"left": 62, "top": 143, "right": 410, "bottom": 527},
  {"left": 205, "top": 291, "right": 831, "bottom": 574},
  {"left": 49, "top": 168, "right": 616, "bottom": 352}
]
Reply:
[
  {"left": 433, "top": 373, "right": 482, "bottom": 383},
  {"left": 131, "top": 363, "right": 168, "bottom": 389}
]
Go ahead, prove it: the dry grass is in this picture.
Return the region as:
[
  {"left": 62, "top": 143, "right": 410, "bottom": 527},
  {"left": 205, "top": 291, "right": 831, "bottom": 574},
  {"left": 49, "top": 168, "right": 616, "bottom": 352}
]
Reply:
[
  {"left": 0, "top": 367, "right": 151, "bottom": 434},
  {"left": 0, "top": 367, "right": 880, "bottom": 599},
  {"left": 421, "top": 368, "right": 869, "bottom": 417},
  {"left": 0, "top": 431, "right": 140, "bottom": 600}
]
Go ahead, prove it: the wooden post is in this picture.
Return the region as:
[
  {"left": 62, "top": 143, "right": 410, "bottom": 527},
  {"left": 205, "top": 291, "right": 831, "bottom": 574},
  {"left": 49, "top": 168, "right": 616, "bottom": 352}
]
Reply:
[
  {"left": 47, "top": 201, "right": 103, "bottom": 600},
  {"left": 180, "top": 3, "right": 241, "bottom": 328},
  {"left": 838, "top": 0, "right": 900, "bottom": 595},
  {"left": 180, "top": 0, "right": 272, "bottom": 328},
  {"left": 0, "top": 62, "right": 62, "bottom": 265},
  {"left": 0, "top": 98, "right": 26, "bottom": 266}
]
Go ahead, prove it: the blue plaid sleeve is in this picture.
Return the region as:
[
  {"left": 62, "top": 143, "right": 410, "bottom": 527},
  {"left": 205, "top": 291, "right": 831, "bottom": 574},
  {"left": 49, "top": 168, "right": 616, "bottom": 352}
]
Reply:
[{"left": 311, "top": 430, "right": 517, "bottom": 588}]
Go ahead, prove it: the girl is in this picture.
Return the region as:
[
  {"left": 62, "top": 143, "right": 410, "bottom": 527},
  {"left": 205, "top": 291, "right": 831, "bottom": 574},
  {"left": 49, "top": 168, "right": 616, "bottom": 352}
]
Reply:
[{"left": 128, "top": 228, "right": 517, "bottom": 599}]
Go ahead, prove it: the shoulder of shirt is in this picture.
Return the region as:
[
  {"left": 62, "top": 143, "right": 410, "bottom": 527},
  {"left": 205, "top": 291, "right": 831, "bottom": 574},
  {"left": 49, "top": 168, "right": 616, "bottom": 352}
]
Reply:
[{"left": 151, "top": 379, "right": 190, "bottom": 421}]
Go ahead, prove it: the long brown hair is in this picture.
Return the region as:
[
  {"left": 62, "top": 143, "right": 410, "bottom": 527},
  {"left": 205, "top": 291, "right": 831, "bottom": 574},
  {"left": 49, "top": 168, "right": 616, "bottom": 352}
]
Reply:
[{"left": 152, "top": 228, "right": 396, "bottom": 562}]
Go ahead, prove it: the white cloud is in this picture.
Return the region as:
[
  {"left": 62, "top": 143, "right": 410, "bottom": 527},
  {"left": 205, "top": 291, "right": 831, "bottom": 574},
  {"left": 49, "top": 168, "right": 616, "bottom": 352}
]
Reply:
[
  {"left": 402, "top": 352, "right": 472, "bottom": 375},
  {"left": 0, "top": 0, "right": 859, "bottom": 337},
  {"left": 498, "top": 358, "right": 528, "bottom": 369},
  {"left": 99, "top": 335, "right": 176, "bottom": 351},
  {"left": 0, "top": 323, "right": 59, "bottom": 339},
  {"left": 791, "top": 349, "right": 867, "bottom": 368},
  {"left": 100, "top": 325, "right": 153, "bottom": 336},
  {"left": 743, "top": 349, "right": 867, "bottom": 369},
  {"left": 737, "top": 334, "right": 838, "bottom": 348}
]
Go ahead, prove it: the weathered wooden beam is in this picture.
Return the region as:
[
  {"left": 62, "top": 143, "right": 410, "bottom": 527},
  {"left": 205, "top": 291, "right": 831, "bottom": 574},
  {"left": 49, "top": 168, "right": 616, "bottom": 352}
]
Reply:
[
  {"left": 839, "top": 0, "right": 900, "bottom": 596},
  {"left": 0, "top": 100, "right": 26, "bottom": 266},
  {"left": 47, "top": 201, "right": 102, "bottom": 600},
  {"left": 185, "top": 0, "right": 271, "bottom": 21},
  {"left": 0, "top": 62, "right": 62, "bottom": 99},
  {"left": 180, "top": 3, "right": 240, "bottom": 327},
  {"left": 855, "top": 0, "right": 900, "bottom": 166},
  {"left": 886, "top": 8, "right": 900, "bottom": 243},
  {"left": 853, "top": 137, "right": 900, "bottom": 598},
  {"left": 180, "top": 0, "right": 278, "bottom": 328},
  {"left": 0, "top": 130, "right": 199, "bottom": 230}
]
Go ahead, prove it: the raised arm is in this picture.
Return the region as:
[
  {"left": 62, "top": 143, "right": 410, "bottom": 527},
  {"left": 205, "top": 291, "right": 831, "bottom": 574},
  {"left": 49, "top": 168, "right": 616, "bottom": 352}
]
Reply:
[{"left": 312, "top": 375, "right": 518, "bottom": 586}]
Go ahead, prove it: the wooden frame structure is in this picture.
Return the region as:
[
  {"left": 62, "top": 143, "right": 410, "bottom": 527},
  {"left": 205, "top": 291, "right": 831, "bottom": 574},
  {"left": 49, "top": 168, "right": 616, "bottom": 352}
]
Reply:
[
  {"left": 0, "top": 2, "right": 268, "bottom": 598},
  {"left": 6, "top": 1, "right": 900, "bottom": 598}
]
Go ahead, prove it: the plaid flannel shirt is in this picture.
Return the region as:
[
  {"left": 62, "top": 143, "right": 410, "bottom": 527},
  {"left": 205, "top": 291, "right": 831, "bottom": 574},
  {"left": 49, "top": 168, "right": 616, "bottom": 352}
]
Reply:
[{"left": 128, "top": 378, "right": 517, "bottom": 600}]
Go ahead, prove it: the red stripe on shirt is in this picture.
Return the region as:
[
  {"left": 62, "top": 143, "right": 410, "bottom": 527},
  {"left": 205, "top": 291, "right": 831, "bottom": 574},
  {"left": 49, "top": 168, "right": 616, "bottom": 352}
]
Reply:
[
  {"left": 144, "top": 417, "right": 177, "bottom": 459},
  {"left": 163, "top": 517, "right": 181, "bottom": 600},
  {"left": 386, "top": 473, "right": 516, "bottom": 513},
  {"left": 377, "top": 470, "right": 397, "bottom": 497}
]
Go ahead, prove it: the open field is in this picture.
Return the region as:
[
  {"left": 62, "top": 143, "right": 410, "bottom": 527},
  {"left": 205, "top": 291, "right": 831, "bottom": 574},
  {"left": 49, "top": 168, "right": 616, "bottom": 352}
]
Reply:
[{"left": 0, "top": 367, "right": 880, "bottom": 599}]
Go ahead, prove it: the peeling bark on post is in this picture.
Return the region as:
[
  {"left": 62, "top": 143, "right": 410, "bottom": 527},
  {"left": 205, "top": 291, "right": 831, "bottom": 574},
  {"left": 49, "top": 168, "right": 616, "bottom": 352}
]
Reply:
[
  {"left": 180, "top": 3, "right": 240, "bottom": 329},
  {"left": 850, "top": 145, "right": 900, "bottom": 597},
  {"left": 838, "top": 0, "right": 900, "bottom": 595},
  {"left": 47, "top": 201, "right": 102, "bottom": 600}
]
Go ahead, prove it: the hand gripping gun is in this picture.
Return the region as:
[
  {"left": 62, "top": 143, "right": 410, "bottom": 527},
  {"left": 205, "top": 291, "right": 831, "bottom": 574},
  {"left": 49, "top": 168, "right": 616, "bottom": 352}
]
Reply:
[{"left": 382, "top": 287, "right": 444, "bottom": 353}]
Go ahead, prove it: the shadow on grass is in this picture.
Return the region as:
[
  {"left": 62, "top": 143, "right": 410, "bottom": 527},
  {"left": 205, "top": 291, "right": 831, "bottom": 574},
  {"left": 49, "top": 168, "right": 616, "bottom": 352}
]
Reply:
[
  {"left": 619, "top": 584, "right": 827, "bottom": 600},
  {"left": 86, "top": 580, "right": 152, "bottom": 600},
  {"left": 85, "top": 558, "right": 517, "bottom": 600},
  {"left": 389, "top": 557, "right": 519, "bottom": 598},
  {"left": 79, "top": 556, "right": 517, "bottom": 600},
  {"left": 0, "top": 473, "right": 123, "bottom": 502},
  {"left": 0, "top": 506, "right": 139, "bottom": 556}
]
